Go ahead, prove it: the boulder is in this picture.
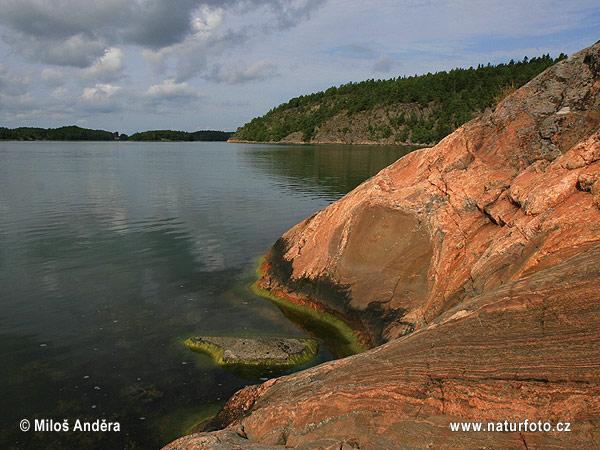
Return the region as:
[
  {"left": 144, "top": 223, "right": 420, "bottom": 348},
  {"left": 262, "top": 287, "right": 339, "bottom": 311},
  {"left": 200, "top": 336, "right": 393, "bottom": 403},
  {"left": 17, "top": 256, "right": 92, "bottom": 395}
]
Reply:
[{"left": 186, "top": 336, "right": 318, "bottom": 375}]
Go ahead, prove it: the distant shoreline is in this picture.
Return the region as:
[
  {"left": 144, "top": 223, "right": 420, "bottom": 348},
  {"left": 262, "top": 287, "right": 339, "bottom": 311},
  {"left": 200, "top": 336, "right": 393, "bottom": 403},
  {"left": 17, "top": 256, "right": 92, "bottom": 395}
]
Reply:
[
  {"left": 0, "top": 139, "right": 233, "bottom": 142},
  {"left": 0, "top": 125, "right": 233, "bottom": 142}
]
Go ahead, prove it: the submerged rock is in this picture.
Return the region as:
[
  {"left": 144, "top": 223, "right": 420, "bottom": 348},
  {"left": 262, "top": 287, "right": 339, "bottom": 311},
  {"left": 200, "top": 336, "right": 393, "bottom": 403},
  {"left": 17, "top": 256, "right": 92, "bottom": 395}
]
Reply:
[
  {"left": 186, "top": 336, "right": 318, "bottom": 372},
  {"left": 166, "top": 41, "right": 600, "bottom": 450}
]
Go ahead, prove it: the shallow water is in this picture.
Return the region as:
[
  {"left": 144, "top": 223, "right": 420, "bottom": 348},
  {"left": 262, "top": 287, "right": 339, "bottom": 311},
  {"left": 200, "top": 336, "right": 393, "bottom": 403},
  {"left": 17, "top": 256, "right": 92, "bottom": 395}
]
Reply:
[{"left": 0, "top": 141, "right": 416, "bottom": 448}]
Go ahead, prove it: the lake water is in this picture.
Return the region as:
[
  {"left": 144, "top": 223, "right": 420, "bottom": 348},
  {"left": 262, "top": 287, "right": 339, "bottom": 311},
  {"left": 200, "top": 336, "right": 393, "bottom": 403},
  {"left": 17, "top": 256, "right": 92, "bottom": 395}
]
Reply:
[{"left": 0, "top": 141, "right": 416, "bottom": 448}]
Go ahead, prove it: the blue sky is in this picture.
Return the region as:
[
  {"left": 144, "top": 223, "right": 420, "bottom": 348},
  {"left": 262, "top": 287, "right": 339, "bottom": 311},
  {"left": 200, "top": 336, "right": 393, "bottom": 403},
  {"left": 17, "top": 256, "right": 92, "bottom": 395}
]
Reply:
[{"left": 0, "top": 0, "right": 598, "bottom": 134}]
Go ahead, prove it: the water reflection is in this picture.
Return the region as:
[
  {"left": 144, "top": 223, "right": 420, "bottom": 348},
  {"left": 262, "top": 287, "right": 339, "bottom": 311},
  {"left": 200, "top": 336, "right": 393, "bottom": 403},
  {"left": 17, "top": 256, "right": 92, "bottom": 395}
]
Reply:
[{"left": 241, "top": 143, "right": 419, "bottom": 201}]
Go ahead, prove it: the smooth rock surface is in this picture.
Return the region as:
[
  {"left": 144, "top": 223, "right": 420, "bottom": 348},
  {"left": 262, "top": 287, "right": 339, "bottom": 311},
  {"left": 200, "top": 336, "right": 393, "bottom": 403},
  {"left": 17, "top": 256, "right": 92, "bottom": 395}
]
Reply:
[{"left": 165, "top": 41, "right": 600, "bottom": 449}]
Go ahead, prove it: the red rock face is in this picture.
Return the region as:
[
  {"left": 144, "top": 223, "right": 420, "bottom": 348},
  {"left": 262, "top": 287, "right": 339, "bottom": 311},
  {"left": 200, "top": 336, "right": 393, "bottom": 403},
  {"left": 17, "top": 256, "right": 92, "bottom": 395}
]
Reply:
[{"left": 165, "top": 41, "right": 600, "bottom": 449}]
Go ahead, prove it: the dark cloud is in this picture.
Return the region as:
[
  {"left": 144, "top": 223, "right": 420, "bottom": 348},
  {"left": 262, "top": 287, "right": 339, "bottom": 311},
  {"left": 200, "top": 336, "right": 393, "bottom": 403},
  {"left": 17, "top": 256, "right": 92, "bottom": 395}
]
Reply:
[
  {"left": 32, "top": 35, "right": 106, "bottom": 67},
  {"left": 172, "top": 29, "right": 247, "bottom": 81},
  {"left": 123, "top": 0, "right": 200, "bottom": 48},
  {"left": 261, "top": 0, "right": 327, "bottom": 30},
  {"left": 0, "top": 0, "right": 326, "bottom": 55},
  {"left": 0, "top": 0, "right": 94, "bottom": 39},
  {"left": 0, "top": 0, "right": 325, "bottom": 84}
]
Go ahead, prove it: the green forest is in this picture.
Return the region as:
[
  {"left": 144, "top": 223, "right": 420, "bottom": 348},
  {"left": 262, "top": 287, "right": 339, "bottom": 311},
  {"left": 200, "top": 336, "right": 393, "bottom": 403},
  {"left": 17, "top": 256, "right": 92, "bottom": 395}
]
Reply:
[
  {"left": 0, "top": 126, "right": 232, "bottom": 142},
  {"left": 233, "top": 53, "right": 568, "bottom": 144},
  {"left": 0, "top": 126, "right": 119, "bottom": 141},
  {"left": 127, "top": 130, "right": 233, "bottom": 141}
]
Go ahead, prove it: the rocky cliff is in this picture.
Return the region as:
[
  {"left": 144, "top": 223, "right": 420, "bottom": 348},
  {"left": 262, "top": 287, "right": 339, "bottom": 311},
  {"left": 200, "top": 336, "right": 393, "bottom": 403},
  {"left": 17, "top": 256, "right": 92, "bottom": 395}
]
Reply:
[{"left": 165, "top": 41, "right": 600, "bottom": 449}]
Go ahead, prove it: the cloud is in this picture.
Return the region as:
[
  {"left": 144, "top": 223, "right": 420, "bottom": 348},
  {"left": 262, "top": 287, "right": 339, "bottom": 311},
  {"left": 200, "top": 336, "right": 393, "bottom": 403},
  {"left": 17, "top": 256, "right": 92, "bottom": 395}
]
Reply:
[
  {"left": 0, "top": 92, "right": 35, "bottom": 111},
  {"left": 23, "top": 34, "right": 107, "bottom": 67},
  {"left": 191, "top": 5, "right": 224, "bottom": 38},
  {"left": 0, "top": 65, "right": 31, "bottom": 95},
  {"left": 144, "top": 79, "right": 201, "bottom": 102},
  {"left": 260, "top": 0, "right": 327, "bottom": 30},
  {"left": 0, "top": 0, "right": 325, "bottom": 81},
  {"left": 0, "top": 0, "right": 323, "bottom": 51},
  {"left": 142, "top": 28, "right": 247, "bottom": 82},
  {"left": 81, "top": 47, "right": 125, "bottom": 82},
  {"left": 122, "top": 1, "right": 199, "bottom": 48},
  {"left": 373, "top": 55, "right": 395, "bottom": 73},
  {"left": 207, "top": 59, "right": 278, "bottom": 84},
  {"left": 81, "top": 83, "right": 121, "bottom": 101},
  {"left": 41, "top": 68, "right": 65, "bottom": 86},
  {"left": 345, "top": 43, "right": 375, "bottom": 57},
  {"left": 1, "top": 0, "right": 597, "bottom": 132},
  {"left": 51, "top": 86, "right": 69, "bottom": 98},
  {"left": 79, "top": 84, "right": 123, "bottom": 113}
]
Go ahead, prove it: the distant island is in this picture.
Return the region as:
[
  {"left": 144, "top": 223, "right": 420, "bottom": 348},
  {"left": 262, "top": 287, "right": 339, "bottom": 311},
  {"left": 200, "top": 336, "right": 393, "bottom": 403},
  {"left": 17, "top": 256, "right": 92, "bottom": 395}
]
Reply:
[
  {"left": 0, "top": 125, "right": 233, "bottom": 142},
  {"left": 230, "top": 53, "right": 567, "bottom": 146}
]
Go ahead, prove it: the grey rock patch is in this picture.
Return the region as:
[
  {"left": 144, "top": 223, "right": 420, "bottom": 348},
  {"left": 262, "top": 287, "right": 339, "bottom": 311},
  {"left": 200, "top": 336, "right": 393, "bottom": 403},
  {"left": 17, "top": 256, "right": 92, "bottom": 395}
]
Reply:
[{"left": 190, "top": 336, "right": 314, "bottom": 363}]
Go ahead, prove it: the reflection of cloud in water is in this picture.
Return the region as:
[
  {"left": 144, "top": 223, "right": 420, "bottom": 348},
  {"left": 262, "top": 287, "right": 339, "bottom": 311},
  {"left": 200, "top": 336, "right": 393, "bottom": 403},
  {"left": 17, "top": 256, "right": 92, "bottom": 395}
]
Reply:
[
  {"left": 0, "top": 198, "right": 8, "bottom": 215},
  {"left": 84, "top": 163, "right": 133, "bottom": 234},
  {"left": 191, "top": 233, "right": 226, "bottom": 272},
  {"left": 103, "top": 208, "right": 130, "bottom": 234},
  {"left": 40, "top": 261, "right": 61, "bottom": 296}
]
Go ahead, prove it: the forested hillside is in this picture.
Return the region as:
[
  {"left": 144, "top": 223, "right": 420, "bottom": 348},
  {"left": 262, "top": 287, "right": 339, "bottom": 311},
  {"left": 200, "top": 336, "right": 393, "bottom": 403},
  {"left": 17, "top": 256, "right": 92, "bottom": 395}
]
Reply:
[{"left": 232, "top": 54, "right": 567, "bottom": 145}]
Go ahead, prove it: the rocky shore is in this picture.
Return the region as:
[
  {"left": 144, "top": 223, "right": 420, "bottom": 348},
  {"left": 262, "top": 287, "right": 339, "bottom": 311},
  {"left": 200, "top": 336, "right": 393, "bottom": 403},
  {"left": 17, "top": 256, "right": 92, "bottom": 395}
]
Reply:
[{"left": 165, "top": 41, "right": 600, "bottom": 449}]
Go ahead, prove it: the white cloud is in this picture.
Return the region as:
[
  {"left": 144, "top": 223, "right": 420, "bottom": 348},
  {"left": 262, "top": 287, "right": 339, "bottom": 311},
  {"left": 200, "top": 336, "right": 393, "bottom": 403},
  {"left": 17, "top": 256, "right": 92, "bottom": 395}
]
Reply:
[
  {"left": 191, "top": 5, "right": 224, "bottom": 38},
  {"left": 79, "top": 83, "right": 124, "bottom": 114},
  {"left": 144, "top": 79, "right": 201, "bottom": 101},
  {"left": 81, "top": 47, "right": 125, "bottom": 81},
  {"left": 82, "top": 83, "right": 121, "bottom": 101},
  {"left": 51, "top": 86, "right": 69, "bottom": 98}
]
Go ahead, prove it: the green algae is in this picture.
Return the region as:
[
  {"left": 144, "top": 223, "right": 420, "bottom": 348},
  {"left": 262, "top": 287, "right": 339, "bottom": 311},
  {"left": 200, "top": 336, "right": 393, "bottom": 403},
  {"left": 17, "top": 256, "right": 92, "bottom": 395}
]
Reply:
[
  {"left": 252, "top": 258, "right": 366, "bottom": 358},
  {"left": 158, "top": 404, "right": 223, "bottom": 443}
]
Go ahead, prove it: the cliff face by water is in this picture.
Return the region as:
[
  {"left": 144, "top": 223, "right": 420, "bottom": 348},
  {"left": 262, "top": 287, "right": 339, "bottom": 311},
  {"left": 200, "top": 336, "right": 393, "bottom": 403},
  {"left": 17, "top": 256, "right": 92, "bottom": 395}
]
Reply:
[{"left": 165, "top": 41, "right": 600, "bottom": 449}]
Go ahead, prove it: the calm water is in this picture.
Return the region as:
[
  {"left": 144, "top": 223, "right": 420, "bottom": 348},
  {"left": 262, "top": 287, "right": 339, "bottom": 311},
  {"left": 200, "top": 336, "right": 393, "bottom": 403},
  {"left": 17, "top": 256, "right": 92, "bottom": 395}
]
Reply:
[{"left": 0, "top": 141, "right": 416, "bottom": 448}]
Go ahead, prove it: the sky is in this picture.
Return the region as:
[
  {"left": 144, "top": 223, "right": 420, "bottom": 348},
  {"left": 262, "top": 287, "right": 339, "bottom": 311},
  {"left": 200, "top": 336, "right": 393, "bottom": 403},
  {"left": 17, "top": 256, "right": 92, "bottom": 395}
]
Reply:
[{"left": 0, "top": 0, "right": 599, "bottom": 134}]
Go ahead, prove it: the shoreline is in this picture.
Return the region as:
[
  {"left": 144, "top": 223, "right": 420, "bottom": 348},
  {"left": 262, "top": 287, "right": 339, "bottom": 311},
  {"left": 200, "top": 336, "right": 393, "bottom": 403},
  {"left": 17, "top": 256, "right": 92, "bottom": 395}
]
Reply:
[
  {"left": 251, "top": 258, "right": 367, "bottom": 357},
  {"left": 227, "top": 138, "right": 432, "bottom": 147}
]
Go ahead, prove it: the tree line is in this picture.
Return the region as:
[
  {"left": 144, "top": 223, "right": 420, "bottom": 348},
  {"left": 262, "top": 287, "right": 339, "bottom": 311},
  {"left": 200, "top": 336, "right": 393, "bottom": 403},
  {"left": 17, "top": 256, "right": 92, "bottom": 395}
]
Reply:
[
  {"left": 127, "top": 130, "right": 233, "bottom": 141},
  {"left": 233, "top": 53, "right": 568, "bottom": 144},
  {"left": 0, "top": 126, "right": 118, "bottom": 141},
  {"left": 0, "top": 126, "right": 233, "bottom": 142}
]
